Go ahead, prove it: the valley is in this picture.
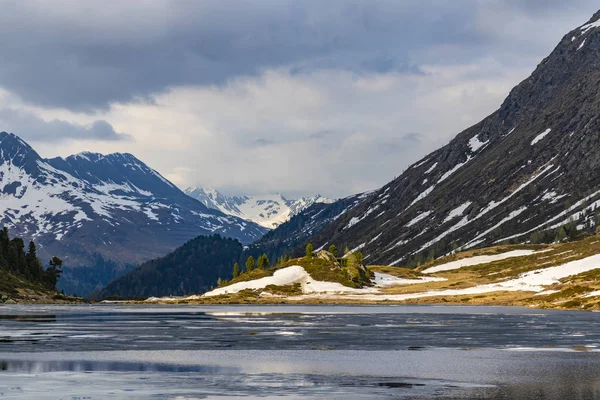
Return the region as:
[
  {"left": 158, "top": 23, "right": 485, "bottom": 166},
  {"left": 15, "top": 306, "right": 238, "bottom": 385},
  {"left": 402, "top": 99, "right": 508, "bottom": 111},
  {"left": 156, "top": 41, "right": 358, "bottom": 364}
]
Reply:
[
  {"left": 5, "top": 11, "right": 600, "bottom": 308},
  {"left": 3, "top": 4, "right": 600, "bottom": 400}
]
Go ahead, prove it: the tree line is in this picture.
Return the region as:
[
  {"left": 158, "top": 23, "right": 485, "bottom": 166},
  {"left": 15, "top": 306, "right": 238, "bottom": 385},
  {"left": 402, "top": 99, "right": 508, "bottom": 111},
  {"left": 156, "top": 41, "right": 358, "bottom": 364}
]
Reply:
[{"left": 0, "top": 227, "right": 63, "bottom": 290}]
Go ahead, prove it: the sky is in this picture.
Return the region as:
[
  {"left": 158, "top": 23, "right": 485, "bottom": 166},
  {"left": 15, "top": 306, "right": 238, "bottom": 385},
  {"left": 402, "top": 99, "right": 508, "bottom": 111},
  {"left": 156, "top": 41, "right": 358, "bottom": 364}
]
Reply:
[{"left": 0, "top": 0, "right": 598, "bottom": 199}]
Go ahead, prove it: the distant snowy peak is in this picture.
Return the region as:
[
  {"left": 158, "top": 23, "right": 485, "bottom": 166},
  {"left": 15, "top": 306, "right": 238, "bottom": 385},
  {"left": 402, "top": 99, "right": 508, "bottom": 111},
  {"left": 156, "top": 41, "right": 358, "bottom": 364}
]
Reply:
[{"left": 185, "top": 186, "right": 334, "bottom": 229}]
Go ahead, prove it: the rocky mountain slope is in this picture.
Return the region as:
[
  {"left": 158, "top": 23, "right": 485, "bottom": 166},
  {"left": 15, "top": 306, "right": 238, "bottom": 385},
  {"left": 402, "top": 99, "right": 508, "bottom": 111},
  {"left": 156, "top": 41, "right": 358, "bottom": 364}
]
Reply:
[
  {"left": 0, "top": 133, "right": 267, "bottom": 293},
  {"left": 267, "top": 11, "right": 600, "bottom": 267},
  {"left": 184, "top": 186, "right": 333, "bottom": 229}
]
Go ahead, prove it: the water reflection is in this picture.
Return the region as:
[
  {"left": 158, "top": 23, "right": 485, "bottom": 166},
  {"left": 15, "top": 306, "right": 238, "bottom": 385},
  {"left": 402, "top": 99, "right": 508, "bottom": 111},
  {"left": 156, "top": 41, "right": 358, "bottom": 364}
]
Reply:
[{"left": 1, "top": 305, "right": 600, "bottom": 399}]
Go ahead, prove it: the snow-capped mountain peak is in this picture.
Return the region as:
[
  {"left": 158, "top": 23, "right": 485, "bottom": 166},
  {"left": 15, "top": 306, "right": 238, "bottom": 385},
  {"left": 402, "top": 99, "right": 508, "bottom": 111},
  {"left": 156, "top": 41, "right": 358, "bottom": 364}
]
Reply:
[{"left": 184, "top": 186, "right": 334, "bottom": 229}]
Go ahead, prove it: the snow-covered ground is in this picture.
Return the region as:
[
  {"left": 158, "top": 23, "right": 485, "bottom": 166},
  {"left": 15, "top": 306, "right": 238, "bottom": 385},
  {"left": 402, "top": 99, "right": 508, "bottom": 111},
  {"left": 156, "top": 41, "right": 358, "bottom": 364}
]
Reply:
[
  {"left": 145, "top": 251, "right": 600, "bottom": 304},
  {"left": 294, "top": 253, "right": 600, "bottom": 302},
  {"left": 372, "top": 273, "right": 445, "bottom": 287},
  {"left": 146, "top": 267, "right": 446, "bottom": 301},
  {"left": 202, "top": 265, "right": 378, "bottom": 297},
  {"left": 422, "top": 250, "right": 539, "bottom": 274}
]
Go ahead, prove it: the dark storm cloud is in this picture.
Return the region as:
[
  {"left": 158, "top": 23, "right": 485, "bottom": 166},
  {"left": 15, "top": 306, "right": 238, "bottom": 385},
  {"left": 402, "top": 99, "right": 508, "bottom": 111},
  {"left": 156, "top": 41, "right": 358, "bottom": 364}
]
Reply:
[
  {"left": 0, "top": 0, "right": 596, "bottom": 113},
  {"left": 0, "top": 108, "right": 130, "bottom": 142},
  {"left": 0, "top": 0, "right": 478, "bottom": 112}
]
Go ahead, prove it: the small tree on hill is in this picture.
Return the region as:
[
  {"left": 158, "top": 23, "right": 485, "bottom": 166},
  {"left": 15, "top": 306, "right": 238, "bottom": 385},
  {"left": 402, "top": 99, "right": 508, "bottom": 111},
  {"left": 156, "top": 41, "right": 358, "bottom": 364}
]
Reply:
[
  {"left": 233, "top": 262, "right": 240, "bottom": 278},
  {"left": 246, "top": 256, "right": 255, "bottom": 272},
  {"left": 347, "top": 252, "right": 364, "bottom": 267},
  {"left": 257, "top": 254, "right": 270, "bottom": 269},
  {"left": 555, "top": 226, "right": 567, "bottom": 243},
  {"left": 328, "top": 244, "right": 338, "bottom": 258},
  {"left": 305, "top": 243, "right": 314, "bottom": 258}
]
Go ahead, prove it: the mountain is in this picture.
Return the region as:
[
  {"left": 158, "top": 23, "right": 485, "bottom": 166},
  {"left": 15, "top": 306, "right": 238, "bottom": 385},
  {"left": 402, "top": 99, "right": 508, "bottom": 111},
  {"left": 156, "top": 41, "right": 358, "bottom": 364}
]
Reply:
[
  {"left": 263, "top": 12, "right": 600, "bottom": 267},
  {"left": 99, "top": 192, "right": 371, "bottom": 300},
  {"left": 184, "top": 186, "right": 334, "bottom": 229},
  {"left": 98, "top": 234, "right": 243, "bottom": 299},
  {"left": 0, "top": 133, "right": 267, "bottom": 294},
  {"left": 250, "top": 191, "right": 374, "bottom": 257}
]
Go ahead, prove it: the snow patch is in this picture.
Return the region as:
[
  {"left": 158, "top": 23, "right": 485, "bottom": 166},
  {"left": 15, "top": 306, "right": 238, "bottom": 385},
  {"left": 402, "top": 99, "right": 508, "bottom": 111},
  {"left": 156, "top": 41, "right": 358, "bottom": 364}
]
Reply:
[
  {"left": 443, "top": 202, "right": 472, "bottom": 223},
  {"left": 203, "top": 266, "right": 379, "bottom": 297},
  {"left": 406, "top": 210, "right": 433, "bottom": 227},
  {"left": 422, "top": 249, "right": 539, "bottom": 274},
  {"left": 468, "top": 136, "right": 488, "bottom": 152},
  {"left": 531, "top": 129, "right": 551, "bottom": 145},
  {"left": 424, "top": 162, "right": 438, "bottom": 174}
]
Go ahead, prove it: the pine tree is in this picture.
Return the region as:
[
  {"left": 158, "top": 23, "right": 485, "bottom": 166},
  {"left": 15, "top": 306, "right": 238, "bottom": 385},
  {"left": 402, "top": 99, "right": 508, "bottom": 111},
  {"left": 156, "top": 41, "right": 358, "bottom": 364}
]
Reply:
[
  {"left": 233, "top": 262, "right": 240, "bottom": 278},
  {"left": 426, "top": 248, "right": 435, "bottom": 263},
  {"left": 328, "top": 244, "right": 338, "bottom": 257},
  {"left": 555, "top": 226, "right": 567, "bottom": 243},
  {"left": 347, "top": 252, "right": 364, "bottom": 267},
  {"left": 43, "top": 256, "right": 63, "bottom": 290},
  {"left": 246, "top": 256, "right": 255, "bottom": 272},
  {"left": 26, "top": 241, "right": 44, "bottom": 282},
  {"left": 257, "top": 254, "right": 270, "bottom": 269},
  {"left": 305, "top": 243, "right": 314, "bottom": 258}
]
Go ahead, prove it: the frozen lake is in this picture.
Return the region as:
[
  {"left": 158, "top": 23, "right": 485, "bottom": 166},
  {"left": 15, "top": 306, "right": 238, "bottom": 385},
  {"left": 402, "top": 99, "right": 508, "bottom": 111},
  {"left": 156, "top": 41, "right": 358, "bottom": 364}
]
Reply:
[{"left": 1, "top": 304, "right": 600, "bottom": 399}]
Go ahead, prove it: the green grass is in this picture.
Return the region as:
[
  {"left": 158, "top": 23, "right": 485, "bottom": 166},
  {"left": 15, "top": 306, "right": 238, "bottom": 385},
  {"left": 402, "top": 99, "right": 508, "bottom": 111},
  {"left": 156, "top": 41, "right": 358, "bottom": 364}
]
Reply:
[
  {"left": 0, "top": 270, "right": 48, "bottom": 298},
  {"left": 263, "top": 283, "right": 302, "bottom": 296}
]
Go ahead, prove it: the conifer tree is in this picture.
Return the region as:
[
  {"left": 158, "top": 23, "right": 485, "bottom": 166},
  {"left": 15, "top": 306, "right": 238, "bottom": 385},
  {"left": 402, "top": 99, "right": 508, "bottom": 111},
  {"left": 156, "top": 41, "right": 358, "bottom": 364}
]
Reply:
[
  {"left": 555, "top": 226, "right": 567, "bottom": 242},
  {"left": 257, "top": 254, "right": 270, "bottom": 269},
  {"left": 305, "top": 243, "right": 314, "bottom": 258},
  {"left": 246, "top": 256, "right": 255, "bottom": 272},
  {"left": 328, "top": 244, "right": 338, "bottom": 257},
  {"left": 43, "top": 256, "right": 63, "bottom": 290},
  {"left": 26, "top": 241, "right": 44, "bottom": 282},
  {"left": 233, "top": 262, "right": 240, "bottom": 278}
]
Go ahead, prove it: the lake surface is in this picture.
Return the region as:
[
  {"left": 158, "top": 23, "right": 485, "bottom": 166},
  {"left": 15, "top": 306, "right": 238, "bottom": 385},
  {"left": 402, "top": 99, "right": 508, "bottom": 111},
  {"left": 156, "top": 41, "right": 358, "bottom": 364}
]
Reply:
[{"left": 1, "top": 304, "right": 600, "bottom": 399}]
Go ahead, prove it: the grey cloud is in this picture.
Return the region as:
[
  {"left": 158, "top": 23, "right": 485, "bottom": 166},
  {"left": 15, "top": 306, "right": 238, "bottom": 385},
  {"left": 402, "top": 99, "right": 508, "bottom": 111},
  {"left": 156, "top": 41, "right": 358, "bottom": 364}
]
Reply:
[
  {"left": 401, "top": 133, "right": 424, "bottom": 143},
  {"left": 2, "top": 0, "right": 584, "bottom": 111},
  {"left": 0, "top": 108, "right": 130, "bottom": 142}
]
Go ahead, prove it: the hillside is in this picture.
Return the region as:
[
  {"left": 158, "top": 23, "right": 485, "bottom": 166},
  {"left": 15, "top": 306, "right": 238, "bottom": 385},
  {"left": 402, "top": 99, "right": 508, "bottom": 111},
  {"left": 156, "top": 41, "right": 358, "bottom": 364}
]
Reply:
[
  {"left": 138, "top": 234, "right": 600, "bottom": 310},
  {"left": 0, "top": 132, "right": 267, "bottom": 295},
  {"left": 264, "top": 12, "right": 600, "bottom": 267},
  {"left": 98, "top": 234, "right": 244, "bottom": 299},
  {"left": 184, "top": 186, "right": 333, "bottom": 229},
  {"left": 0, "top": 227, "right": 76, "bottom": 304}
]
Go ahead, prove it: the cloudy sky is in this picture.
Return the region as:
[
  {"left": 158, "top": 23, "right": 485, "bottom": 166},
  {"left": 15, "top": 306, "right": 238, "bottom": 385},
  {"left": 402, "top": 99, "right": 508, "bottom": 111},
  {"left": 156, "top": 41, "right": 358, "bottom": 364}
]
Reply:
[{"left": 0, "top": 0, "right": 597, "bottom": 198}]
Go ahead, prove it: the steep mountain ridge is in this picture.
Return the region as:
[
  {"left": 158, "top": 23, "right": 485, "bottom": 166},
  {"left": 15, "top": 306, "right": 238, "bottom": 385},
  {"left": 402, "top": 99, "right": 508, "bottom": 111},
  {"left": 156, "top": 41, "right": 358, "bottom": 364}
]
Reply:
[
  {"left": 185, "top": 186, "right": 334, "bottom": 229},
  {"left": 271, "top": 12, "right": 600, "bottom": 266},
  {"left": 0, "top": 132, "right": 267, "bottom": 293}
]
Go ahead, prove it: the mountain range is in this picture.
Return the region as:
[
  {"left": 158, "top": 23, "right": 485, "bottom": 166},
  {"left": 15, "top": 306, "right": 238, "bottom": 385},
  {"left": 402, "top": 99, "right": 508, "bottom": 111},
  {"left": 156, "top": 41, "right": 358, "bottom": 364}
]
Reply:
[
  {"left": 6, "top": 11, "right": 600, "bottom": 301},
  {"left": 0, "top": 132, "right": 267, "bottom": 294},
  {"left": 184, "top": 186, "right": 334, "bottom": 229}
]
